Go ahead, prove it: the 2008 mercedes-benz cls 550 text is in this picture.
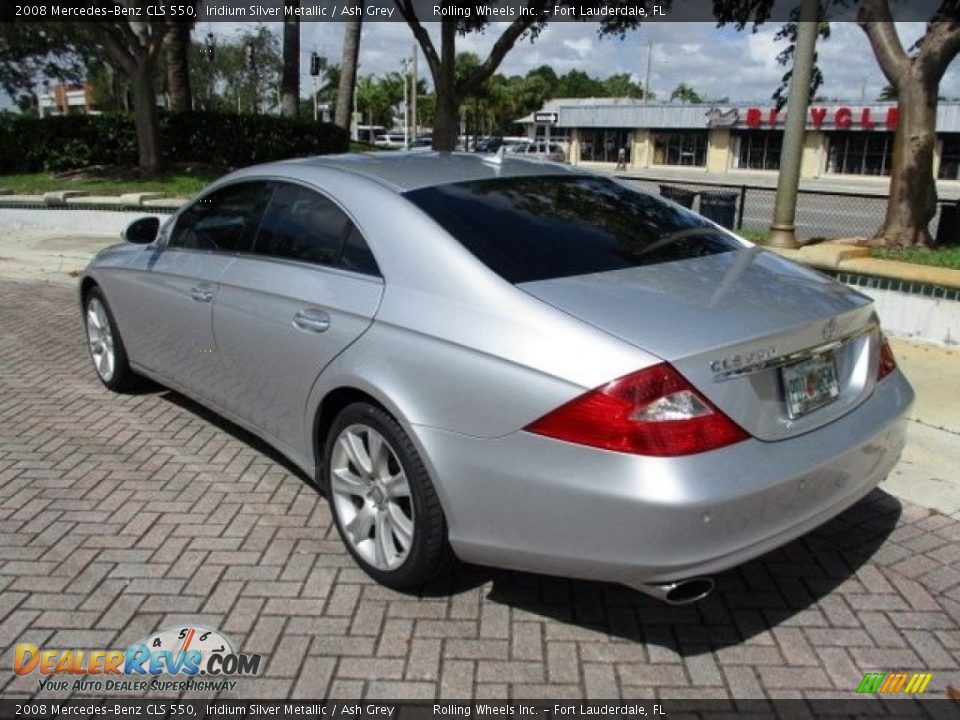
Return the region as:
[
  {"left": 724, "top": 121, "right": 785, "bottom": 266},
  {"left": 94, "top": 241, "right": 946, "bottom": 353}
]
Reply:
[{"left": 79, "top": 153, "right": 913, "bottom": 604}]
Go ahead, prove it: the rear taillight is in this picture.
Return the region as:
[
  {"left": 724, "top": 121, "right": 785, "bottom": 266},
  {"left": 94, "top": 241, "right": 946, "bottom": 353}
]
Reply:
[
  {"left": 525, "top": 363, "right": 749, "bottom": 457},
  {"left": 877, "top": 334, "right": 897, "bottom": 380}
]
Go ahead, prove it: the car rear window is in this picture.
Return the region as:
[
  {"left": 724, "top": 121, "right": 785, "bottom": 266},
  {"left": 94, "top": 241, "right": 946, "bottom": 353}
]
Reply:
[{"left": 404, "top": 175, "right": 740, "bottom": 284}]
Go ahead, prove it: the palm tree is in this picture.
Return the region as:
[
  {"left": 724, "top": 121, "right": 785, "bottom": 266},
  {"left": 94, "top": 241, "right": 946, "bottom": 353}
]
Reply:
[
  {"left": 280, "top": 1, "right": 300, "bottom": 117},
  {"left": 670, "top": 82, "right": 703, "bottom": 104},
  {"left": 164, "top": 21, "right": 193, "bottom": 112},
  {"left": 878, "top": 83, "right": 898, "bottom": 101},
  {"left": 335, "top": 7, "right": 363, "bottom": 131}
]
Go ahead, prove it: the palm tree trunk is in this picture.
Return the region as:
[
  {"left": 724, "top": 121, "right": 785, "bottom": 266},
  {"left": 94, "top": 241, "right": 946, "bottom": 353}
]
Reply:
[
  {"left": 281, "top": 3, "right": 300, "bottom": 118},
  {"left": 335, "top": 10, "right": 363, "bottom": 130},
  {"left": 132, "top": 55, "right": 162, "bottom": 171},
  {"left": 164, "top": 22, "right": 192, "bottom": 112},
  {"left": 431, "top": 21, "right": 459, "bottom": 151}
]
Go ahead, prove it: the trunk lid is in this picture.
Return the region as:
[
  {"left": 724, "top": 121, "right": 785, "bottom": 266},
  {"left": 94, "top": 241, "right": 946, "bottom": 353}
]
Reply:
[{"left": 518, "top": 248, "right": 882, "bottom": 441}]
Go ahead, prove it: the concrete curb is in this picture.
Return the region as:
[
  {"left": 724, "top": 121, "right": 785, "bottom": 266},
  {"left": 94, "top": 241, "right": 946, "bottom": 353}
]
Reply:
[
  {"left": 0, "top": 195, "right": 184, "bottom": 213},
  {"left": 768, "top": 242, "right": 960, "bottom": 292}
]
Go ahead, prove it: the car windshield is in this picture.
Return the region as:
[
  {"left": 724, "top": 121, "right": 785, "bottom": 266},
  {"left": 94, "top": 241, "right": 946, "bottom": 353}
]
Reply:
[{"left": 404, "top": 175, "right": 741, "bottom": 284}]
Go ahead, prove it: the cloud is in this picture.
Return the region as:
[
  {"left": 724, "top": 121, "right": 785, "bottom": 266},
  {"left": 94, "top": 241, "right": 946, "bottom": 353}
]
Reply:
[{"left": 562, "top": 37, "right": 593, "bottom": 59}]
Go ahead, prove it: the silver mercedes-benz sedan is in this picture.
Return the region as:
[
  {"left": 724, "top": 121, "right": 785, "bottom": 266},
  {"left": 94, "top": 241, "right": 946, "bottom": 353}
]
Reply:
[{"left": 79, "top": 152, "right": 913, "bottom": 604}]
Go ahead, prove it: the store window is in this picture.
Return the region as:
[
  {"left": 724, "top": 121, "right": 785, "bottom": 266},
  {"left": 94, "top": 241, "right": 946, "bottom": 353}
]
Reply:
[
  {"left": 735, "top": 130, "right": 783, "bottom": 171},
  {"left": 939, "top": 135, "right": 960, "bottom": 180},
  {"left": 579, "top": 129, "right": 632, "bottom": 164},
  {"left": 827, "top": 131, "right": 894, "bottom": 175},
  {"left": 534, "top": 126, "right": 570, "bottom": 143},
  {"left": 652, "top": 131, "right": 707, "bottom": 166}
]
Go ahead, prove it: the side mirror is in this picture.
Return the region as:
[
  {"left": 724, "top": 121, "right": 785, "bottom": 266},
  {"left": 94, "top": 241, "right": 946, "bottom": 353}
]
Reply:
[{"left": 122, "top": 216, "right": 160, "bottom": 245}]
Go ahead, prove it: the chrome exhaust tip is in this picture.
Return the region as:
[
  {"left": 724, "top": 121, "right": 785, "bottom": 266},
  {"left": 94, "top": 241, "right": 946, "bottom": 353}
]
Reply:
[{"left": 632, "top": 577, "right": 715, "bottom": 605}]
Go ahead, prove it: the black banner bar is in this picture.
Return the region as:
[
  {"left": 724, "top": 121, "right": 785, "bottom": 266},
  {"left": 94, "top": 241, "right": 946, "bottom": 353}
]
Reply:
[
  {"left": 2, "top": 699, "right": 959, "bottom": 720},
  {"left": 2, "top": 0, "right": 949, "bottom": 24}
]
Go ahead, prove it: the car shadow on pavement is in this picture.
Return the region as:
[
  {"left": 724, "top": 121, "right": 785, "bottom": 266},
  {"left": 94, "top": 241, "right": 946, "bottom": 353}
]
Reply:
[
  {"left": 159, "top": 389, "right": 316, "bottom": 484},
  {"left": 426, "top": 490, "right": 903, "bottom": 654}
]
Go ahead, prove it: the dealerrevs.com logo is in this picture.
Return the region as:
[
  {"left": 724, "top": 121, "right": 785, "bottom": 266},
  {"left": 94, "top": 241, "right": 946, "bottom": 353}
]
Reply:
[{"left": 15, "top": 626, "right": 261, "bottom": 693}]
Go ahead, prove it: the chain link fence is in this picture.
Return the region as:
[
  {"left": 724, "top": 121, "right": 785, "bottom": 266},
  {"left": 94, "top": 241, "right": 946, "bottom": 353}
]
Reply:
[{"left": 619, "top": 175, "right": 959, "bottom": 245}]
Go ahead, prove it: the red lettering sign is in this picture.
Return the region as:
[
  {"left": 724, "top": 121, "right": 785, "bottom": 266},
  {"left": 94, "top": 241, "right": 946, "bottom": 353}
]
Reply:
[
  {"left": 886, "top": 106, "right": 899, "bottom": 129},
  {"left": 744, "top": 105, "right": 897, "bottom": 131}
]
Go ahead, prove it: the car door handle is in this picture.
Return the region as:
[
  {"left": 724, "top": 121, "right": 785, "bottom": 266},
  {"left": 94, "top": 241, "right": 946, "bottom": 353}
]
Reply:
[
  {"left": 190, "top": 286, "right": 214, "bottom": 303},
  {"left": 293, "top": 309, "right": 330, "bottom": 333}
]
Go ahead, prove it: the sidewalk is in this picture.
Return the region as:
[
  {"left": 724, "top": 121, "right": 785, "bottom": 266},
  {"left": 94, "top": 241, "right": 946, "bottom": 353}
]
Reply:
[{"left": 884, "top": 338, "right": 960, "bottom": 515}]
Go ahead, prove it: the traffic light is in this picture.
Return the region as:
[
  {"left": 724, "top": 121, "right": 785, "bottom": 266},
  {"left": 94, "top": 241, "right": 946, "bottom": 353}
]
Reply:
[
  {"left": 246, "top": 42, "right": 256, "bottom": 71},
  {"left": 310, "top": 53, "right": 322, "bottom": 77}
]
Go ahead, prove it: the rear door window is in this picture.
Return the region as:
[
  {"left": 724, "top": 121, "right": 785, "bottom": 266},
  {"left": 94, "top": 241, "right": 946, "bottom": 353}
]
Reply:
[
  {"left": 253, "top": 183, "right": 350, "bottom": 267},
  {"left": 405, "top": 175, "right": 741, "bottom": 284},
  {"left": 250, "top": 182, "right": 380, "bottom": 276}
]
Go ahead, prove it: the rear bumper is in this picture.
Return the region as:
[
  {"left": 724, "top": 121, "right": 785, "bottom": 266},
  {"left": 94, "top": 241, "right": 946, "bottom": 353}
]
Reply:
[{"left": 414, "top": 370, "right": 913, "bottom": 587}]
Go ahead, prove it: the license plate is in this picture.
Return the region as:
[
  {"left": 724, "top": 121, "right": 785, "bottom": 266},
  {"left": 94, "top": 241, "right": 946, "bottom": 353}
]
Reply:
[{"left": 781, "top": 353, "right": 840, "bottom": 419}]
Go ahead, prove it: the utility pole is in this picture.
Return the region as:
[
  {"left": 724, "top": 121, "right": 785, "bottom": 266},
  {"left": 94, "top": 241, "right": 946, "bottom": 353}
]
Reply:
[
  {"left": 402, "top": 57, "right": 410, "bottom": 148},
  {"left": 411, "top": 43, "right": 418, "bottom": 139},
  {"left": 644, "top": 42, "right": 653, "bottom": 103},
  {"left": 352, "top": 64, "right": 359, "bottom": 141},
  {"left": 766, "top": 0, "right": 819, "bottom": 249}
]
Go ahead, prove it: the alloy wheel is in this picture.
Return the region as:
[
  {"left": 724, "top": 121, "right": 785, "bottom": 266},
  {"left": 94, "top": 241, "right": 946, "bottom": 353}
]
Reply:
[
  {"left": 329, "top": 423, "right": 414, "bottom": 571},
  {"left": 86, "top": 297, "right": 116, "bottom": 382}
]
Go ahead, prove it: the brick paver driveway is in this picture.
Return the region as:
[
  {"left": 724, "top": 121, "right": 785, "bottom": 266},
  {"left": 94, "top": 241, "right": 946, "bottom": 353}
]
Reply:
[{"left": 1, "top": 278, "right": 959, "bottom": 700}]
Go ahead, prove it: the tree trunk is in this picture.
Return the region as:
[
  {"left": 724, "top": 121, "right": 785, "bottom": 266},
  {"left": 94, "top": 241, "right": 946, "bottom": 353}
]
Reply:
[
  {"left": 281, "top": 5, "right": 300, "bottom": 118},
  {"left": 881, "top": 72, "right": 938, "bottom": 247},
  {"left": 131, "top": 56, "right": 162, "bottom": 172},
  {"left": 433, "top": 91, "right": 459, "bottom": 151},
  {"left": 335, "top": 12, "right": 362, "bottom": 130},
  {"left": 431, "top": 21, "right": 459, "bottom": 151},
  {"left": 857, "top": 5, "right": 960, "bottom": 248},
  {"left": 164, "top": 22, "right": 192, "bottom": 112}
]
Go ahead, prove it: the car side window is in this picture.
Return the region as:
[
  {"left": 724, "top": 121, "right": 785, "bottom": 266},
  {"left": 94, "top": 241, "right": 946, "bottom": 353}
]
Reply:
[
  {"left": 168, "top": 181, "right": 270, "bottom": 253},
  {"left": 340, "top": 224, "right": 380, "bottom": 276},
  {"left": 253, "top": 183, "right": 349, "bottom": 267}
]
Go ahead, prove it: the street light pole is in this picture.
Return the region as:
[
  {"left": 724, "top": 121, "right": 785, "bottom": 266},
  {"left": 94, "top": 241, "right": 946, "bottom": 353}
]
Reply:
[
  {"left": 766, "top": 0, "right": 820, "bottom": 249},
  {"left": 411, "top": 43, "right": 418, "bottom": 139},
  {"left": 644, "top": 42, "right": 653, "bottom": 103},
  {"left": 401, "top": 57, "right": 410, "bottom": 148}
]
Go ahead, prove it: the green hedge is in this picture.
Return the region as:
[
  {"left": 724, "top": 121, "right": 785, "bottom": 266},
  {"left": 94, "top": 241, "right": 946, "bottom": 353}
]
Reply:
[{"left": 0, "top": 112, "right": 350, "bottom": 173}]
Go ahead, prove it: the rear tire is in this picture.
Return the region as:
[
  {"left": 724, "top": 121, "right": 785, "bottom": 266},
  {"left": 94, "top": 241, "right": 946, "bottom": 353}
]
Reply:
[
  {"left": 323, "top": 402, "right": 454, "bottom": 590},
  {"left": 83, "top": 287, "right": 141, "bottom": 393}
]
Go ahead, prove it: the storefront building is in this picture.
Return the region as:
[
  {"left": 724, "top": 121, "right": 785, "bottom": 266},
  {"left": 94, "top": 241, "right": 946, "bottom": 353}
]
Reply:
[{"left": 518, "top": 99, "right": 960, "bottom": 182}]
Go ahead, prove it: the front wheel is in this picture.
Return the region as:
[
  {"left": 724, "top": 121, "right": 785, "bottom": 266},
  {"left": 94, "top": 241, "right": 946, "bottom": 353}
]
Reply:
[
  {"left": 323, "top": 402, "right": 453, "bottom": 590},
  {"left": 83, "top": 287, "right": 141, "bottom": 392}
]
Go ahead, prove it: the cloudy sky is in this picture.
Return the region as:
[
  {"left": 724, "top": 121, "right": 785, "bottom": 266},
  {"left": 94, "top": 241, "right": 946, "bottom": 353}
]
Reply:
[
  {"left": 6, "top": 19, "right": 959, "bottom": 109},
  {"left": 285, "top": 20, "right": 957, "bottom": 104}
]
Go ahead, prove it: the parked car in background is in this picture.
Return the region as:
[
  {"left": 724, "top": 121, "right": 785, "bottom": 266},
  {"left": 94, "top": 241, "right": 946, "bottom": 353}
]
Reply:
[
  {"left": 356, "top": 125, "right": 386, "bottom": 145},
  {"left": 508, "top": 140, "right": 567, "bottom": 163},
  {"left": 408, "top": 137, "right": 433, "bottom": 150},
  {"left": 374, "top": 134, "right": 406, "bottom": 149},
  {"left": 80, "top": 153, "right": 912, "bottom": 605},
  {"left": 473, "top": 137, "right": 504, "bottom": 153}
]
